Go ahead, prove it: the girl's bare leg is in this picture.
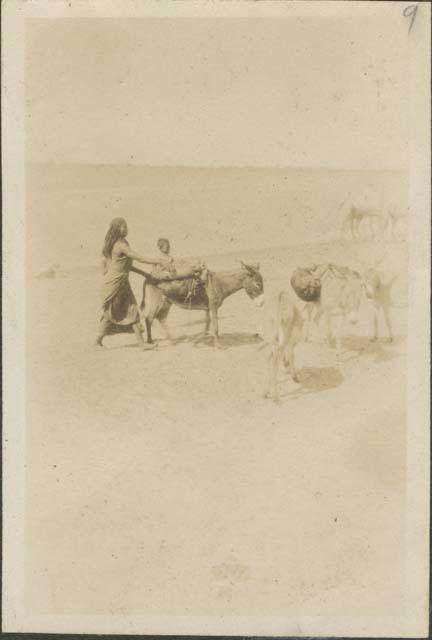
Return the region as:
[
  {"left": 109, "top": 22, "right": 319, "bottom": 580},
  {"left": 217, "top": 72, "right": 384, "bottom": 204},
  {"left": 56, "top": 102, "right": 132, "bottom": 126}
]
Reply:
[{"left": 95, "top": 319, "right": 111, "bottom": 348}]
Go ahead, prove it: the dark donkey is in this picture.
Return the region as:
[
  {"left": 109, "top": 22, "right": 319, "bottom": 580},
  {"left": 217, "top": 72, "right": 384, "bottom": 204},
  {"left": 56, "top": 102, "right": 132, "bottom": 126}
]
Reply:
[{"left": 137, "top": 262, "right": 264, "bottom": 348}]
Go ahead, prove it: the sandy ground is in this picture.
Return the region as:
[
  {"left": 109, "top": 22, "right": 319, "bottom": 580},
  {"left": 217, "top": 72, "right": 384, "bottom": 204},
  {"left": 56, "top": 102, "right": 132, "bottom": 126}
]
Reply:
[{"left": 26, "top": 238, "right": 408, "bottom": 617}]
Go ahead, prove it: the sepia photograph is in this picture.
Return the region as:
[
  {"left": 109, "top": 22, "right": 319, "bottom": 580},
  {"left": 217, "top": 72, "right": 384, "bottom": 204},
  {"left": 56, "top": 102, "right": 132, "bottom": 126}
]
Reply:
[{"left": 2, "top": 0, "right": 430, "bottom": 636}]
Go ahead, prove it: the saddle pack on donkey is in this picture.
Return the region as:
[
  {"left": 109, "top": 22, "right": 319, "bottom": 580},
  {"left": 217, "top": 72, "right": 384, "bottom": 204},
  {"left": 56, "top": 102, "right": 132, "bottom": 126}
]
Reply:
[{"left": 290, "top": 266, "right": 322, "bottom": 302}]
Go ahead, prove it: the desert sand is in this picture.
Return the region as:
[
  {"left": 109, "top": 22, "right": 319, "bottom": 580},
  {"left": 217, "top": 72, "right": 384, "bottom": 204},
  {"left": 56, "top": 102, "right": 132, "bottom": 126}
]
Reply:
[{"left": 26, "top": 242, "right": 408, "bottom": 618}]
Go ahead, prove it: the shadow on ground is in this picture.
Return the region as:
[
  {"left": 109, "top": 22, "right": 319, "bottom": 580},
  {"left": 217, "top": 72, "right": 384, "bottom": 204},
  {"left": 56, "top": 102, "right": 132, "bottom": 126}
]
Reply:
[
  {"left": 176, "top": 315, "right": 231, "bottom": 329},
  {"left": 341, "top": 335, "right": 404, "bottom": 364},
  {"left": 279, "top": 366, "right": 344, "bottom": 400},
  {"left": 174, "top": 331, "right": 263, "bottom": 349}
]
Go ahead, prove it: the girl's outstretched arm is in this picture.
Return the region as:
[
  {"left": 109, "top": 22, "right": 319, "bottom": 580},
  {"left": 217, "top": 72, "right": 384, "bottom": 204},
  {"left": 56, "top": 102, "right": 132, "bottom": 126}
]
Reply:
[{"left": 118, "top": 241, "right": 170, "bottom": 268}]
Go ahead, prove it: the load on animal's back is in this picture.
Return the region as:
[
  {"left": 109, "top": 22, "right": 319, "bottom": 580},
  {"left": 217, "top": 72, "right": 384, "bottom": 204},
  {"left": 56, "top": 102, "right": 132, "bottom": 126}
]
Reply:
[
  {"left": 290, "top": 263, "right": 362, "bottom": 349},
  {"left": 290, "top": 266, "right": 322, "bottom": 302}
]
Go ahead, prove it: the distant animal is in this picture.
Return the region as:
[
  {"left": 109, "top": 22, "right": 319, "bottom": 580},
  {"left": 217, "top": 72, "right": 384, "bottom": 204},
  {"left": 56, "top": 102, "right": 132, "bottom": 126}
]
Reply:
[
  {"left": 362, "top": 268, "right": 399, "bottom": 342},
  {"left": 140, "top": 261, "right": 264, "bottom": 348},
  {"left": 263, "top": 292, "right": 304, "bottom": 402},
  {"left": 341, "top": 206, "right": 384, "bottom": 241},
  {"left": 383, "top": 207, "right": 408, "bottom": 241},
  {"left": 295, "top": 264, "right": 363, "bottom": 351}
]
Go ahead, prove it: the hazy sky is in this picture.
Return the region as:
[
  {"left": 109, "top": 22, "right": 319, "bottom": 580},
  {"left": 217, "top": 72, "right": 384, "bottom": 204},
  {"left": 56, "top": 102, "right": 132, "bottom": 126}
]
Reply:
[{"left": 26, "top": 17, "right": 409, "bottom": 169}]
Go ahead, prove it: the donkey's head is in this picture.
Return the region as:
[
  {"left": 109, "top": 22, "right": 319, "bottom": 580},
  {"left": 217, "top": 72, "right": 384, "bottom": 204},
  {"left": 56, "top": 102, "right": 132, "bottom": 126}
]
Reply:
[{"left": 240, "top": 261, "right": 264, "bottom": 307}]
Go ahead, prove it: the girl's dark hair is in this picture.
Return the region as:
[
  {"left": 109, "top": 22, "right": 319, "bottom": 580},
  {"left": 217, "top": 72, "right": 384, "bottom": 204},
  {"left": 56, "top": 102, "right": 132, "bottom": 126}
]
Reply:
[{"left": 102, "top": 218, "right": 127, "bottom": 258}]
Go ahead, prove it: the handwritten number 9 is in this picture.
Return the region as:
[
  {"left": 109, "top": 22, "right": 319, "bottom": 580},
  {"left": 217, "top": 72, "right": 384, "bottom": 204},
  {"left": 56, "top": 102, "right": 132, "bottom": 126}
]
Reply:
[{"left": 403, "top": 4, "right": 418, "bottom": 33}]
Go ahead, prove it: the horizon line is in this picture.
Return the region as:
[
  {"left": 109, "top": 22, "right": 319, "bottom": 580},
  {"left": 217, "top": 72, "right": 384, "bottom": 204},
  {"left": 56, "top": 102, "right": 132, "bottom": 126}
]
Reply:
[
  {"left": 34, "top": 236, "right": 351, "bottom": 274},
  {"left": 27, "top": 161, "right": 408, "bottom": 173}
]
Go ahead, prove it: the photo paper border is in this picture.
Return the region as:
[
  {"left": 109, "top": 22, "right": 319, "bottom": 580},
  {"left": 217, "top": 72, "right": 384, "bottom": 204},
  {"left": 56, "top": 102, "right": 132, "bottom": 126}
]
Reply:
[{"left": 2, "top": 1, "right": 430, "bottom": 636}]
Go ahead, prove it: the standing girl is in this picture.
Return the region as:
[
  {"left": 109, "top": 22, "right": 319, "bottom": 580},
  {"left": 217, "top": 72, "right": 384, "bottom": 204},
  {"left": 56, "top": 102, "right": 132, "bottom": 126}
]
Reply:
[{"left": 96, "top": 218, "right": 169, "bottom": 349}]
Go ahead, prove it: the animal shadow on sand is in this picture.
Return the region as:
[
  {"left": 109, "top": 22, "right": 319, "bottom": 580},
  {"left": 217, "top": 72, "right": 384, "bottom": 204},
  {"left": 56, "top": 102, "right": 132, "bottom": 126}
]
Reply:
[
  {"left": 341, "top": 335, "right": 404, "bottom": 364},
  {"left": 105, "top": 342, "right": 156, "bottom": 351},
  {"left": 177, "top": 315, "right": 230, "bottom": 329},
  {"left": 278, "top": 366, "right": 344, "bottom": 400},
  {"left": 175, "top": 332, "right": 263, "bottom": 349}
]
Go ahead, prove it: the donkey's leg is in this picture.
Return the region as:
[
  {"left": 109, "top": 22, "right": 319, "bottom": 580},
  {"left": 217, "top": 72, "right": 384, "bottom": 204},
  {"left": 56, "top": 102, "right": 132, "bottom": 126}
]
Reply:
[
  {"left": 204, "top": 310, "right": 211, "bottom": 334},
  {"left": 144, "top": 314, "right": 155, "bottom": 344},
  {"left": 264, "top": 342, "right": 280, "bottom": 399},
  {"left": 263, "top": 347, "right": 275, "bottom": 399},
  {"left": 382, "top": 303, "right": 394, "bottom": 342},
  {"left": 209, "top": 304, "right": 223, "bottom": 348},
  {"left": 142, "top": 286, "right": 165, "bottom": 344},
  {"left": 312, "top": 303, "right": 323, "bottom": 342},
  {"left": 370, "top": 303, "right": 379, "bottom": 342},
  {"left": 334, "top": 314, "right": 344, "bottom": 352},
  {"left": 156, "top": 300, "right": 174, "bottom": 344},
  {"left": 145, "top": 300, "right": 167, "bottom": 345},
  {"left": 133, "top": 321, "right": 146, "bottom": 348},
  {"left": 140, "top": 282, "right": 147, "bottom": 312},
  {"left": 304, "top": 302, "right": 320, "bottom": 343},
  {"left": 354, "top": 218, "right": 361, "bottom": 241},
  {"left": 325, "top": 311, "right": 335, "bottom": 348},
  {"left": 304, "top": 304, "right": 312, "bottom": 342},
  {"left": 271, "top": 345, "right": 283, "bottom": 401},
  {"left": 158, "top": 318, "right": 174, "bottom": 343},
  {"left": 286, "top": 342, "right": 299, "bottom": 382}
]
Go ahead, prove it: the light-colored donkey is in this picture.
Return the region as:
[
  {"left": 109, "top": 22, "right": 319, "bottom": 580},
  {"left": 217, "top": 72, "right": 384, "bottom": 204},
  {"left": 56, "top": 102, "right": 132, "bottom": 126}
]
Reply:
[
  {"left": 263, "top": 291, "right": 304, "bottom": 402},
  {"left": 303, "top": 264, "right": 363, "bottom": 350}
]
